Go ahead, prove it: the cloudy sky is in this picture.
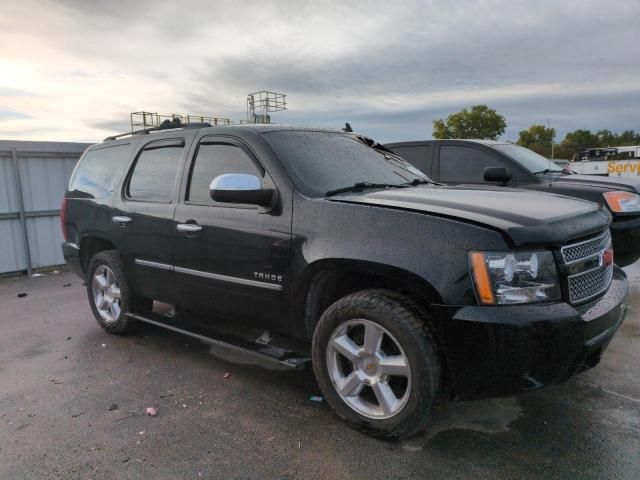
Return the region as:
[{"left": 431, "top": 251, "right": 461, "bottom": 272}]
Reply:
[{"left": 1, "top": 0, "right": 638, "bottom": 143}]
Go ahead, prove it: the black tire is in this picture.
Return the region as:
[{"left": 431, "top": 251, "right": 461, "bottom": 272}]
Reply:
[
  {"left": 86, "top": 250, "right": 151, "bottom": 335},
  {"left": 312, "top": 289, "right": 441, "bottom": 439}
]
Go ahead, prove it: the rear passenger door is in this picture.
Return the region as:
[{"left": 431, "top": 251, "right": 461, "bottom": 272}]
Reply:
[
  {"left": 111, "top": 133, "right": 195, "bottom": 305},
  {"left": 172, "top": 135, "right": 290, "bottom": 331},
  {"left": 435, "top": 144, "right": 513, "bottom": 185}
]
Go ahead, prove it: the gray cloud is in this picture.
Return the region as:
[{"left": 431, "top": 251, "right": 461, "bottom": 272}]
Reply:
[
  {"left": 0, "top": 88, "right": 34, "bottom": 97},
  {"left": 3, "top": 0, "right": 640, "bottom": 142},
  {"left": 0, "top": 110, "right": 33, "bottom": 121}
]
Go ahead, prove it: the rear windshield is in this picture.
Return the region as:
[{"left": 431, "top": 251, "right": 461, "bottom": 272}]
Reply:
[
  {"left": 68, "top": 143, "right": 132, "bottom": 199},
  {"left": 262, "top": 131, "right": 427, "bottom": 197}
]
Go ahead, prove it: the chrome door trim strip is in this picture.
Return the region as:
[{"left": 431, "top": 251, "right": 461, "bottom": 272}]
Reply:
[
  {"left": 134, "top": 258, "right": 283, "bottom": 291},
  {"left": 134, "top": 259, "right": 173, "bottom": 271},
  {"left": 174, "top": 265, "right": 283, "bottom": 291}
]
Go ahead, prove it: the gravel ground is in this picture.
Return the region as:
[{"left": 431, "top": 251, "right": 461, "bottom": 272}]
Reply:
[{"left": 0, "top": 265, "right": 639, "bottom": 479}]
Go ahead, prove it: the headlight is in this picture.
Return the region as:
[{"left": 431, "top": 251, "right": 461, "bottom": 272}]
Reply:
[
  {"left": 469, "top": 251, "right": 561, "bottom": 305},
  {"left": 603, "top": 191, "right": 640, "bottom": 213}
]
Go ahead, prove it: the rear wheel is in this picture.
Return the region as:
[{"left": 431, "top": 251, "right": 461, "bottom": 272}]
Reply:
[
  {"left": 312, "top": 289, "right": 441, "bottom": 439},
  {"left": 86, "top": 250, "right": 151, "bottom": 334}
]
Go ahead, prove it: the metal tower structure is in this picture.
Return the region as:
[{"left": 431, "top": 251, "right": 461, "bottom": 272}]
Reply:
[{"left": 246, "top": 91, "right": 287, "bottom": 124}]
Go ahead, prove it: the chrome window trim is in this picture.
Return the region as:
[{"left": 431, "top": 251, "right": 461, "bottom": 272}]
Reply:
[{"left": 134, "top": 259, "right": 282, "bottom": 291}]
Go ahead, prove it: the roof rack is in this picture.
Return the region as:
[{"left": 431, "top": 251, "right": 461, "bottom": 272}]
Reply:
[{"left": 103, "top": 118, "right": 211, "bottom": 142}]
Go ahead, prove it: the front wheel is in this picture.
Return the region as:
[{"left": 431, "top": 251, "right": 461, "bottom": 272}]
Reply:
[{"left": 312, "top": 290, "right": 441, "bottom": 439}]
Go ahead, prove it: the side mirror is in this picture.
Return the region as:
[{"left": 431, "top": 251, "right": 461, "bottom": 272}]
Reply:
[
  {"left": 484, "top": 166, "right": 512, "bottom": 184},
  {"left": 209, "top": 174, "right": 275, "bottom": 206}
]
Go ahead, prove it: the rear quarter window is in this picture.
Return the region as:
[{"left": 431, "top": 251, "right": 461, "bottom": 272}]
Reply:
[
  {"left": 68, "top": 143, "right": 132, "bottom": 199},
  {"left": 391, "top": 145, "right": 432, "bottom": 175}
]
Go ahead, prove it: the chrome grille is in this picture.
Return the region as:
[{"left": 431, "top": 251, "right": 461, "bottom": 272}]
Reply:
[
  {"left": 561, "top": 230, "right": 610, "bottom": 263},
  {"left": 568, "top": 264, "right": 613, "bottom": 304},
  {"left": 561, "top": 230, "right": 613, "bottom": 304}
]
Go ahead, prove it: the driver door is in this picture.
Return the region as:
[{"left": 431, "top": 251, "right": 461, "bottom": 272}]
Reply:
[{"left": 172, "top": 135, "right": 291, "bottom": 331}]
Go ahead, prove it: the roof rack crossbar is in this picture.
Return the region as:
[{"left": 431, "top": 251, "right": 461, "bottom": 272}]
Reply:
[{"left": 104, "top": 120, "right": 212, "bottom": 142}]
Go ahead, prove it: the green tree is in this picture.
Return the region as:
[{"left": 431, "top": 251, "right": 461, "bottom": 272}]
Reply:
[
  {"left": 615, "top": 130, "right": 640, "bottom": 146},
  {"left": 433, "top": 105, "right": 507, "bottom": 140},
  {"left": 552, "top": 129, "right": 640, "bottom": 159},
  {"left": 555, "top": 129, "right": 600, "bottom": 160},
  {"left": 517, "top": 124, "right": 555, "bottom": 157},
  {"left": 595, "top": 129, "right": 615, "bottom": 147}
]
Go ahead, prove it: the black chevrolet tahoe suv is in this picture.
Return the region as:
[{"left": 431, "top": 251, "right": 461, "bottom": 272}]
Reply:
[
  {"left": 387, "top": 139, "right": 640, "bottom": 266},
  {"left": 62, "top": 124, "right": 628, "bottom": 439}
]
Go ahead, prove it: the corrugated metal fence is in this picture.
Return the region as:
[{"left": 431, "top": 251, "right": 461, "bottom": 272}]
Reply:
[{"left": 0, "top": 140, "right": 91, "bottom": 275}]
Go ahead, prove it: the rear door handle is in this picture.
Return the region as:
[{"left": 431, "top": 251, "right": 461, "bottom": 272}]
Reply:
[
  {"left": 112, "top": 215, "right": 132, "bottom": 227},
  {"left": 176, "top": 223, "right": 203, "bottom": 234}
]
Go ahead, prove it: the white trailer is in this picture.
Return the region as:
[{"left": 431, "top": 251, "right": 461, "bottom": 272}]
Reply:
[{"left": 568, "top": 146, "right": 640, "bottom": 178}]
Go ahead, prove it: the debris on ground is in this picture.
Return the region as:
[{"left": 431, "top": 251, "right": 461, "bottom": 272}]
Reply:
[
  {"left": 71, "top": 411, "right": 85, "bottom": 418},
  {"left": 101, "top": 344, "right": 106, "bottom": 348},
  {"left": 139, "top": 431, "right": 145, "bottom": 435},
  {"left": 63, "top": 283, "right": 72, "bottom": 287},
  {"left": 52, "top": 270, "right": 61, "bottom": 275},
  {"left": 182, "top": 404, "right": 187, "bottom": 408},
  {"left": 17, "top": 293, "right": 27, "bottom": 298},
  {"left": 108, "top": 403, "right": 118, "bottom": 411},
  {"left": 31, "top": 273, "right": 45, "bottom": 278},
  {"left": 159, "top": 393, "right": 174, "bottom": 398},
  {"left": 66, "top": 336, "right": 71, "bottom": 341},
  {"left": 309, "top": 395, "right": 324, "bottom": 402},
  {"left": 145, "top": 407, "right": 157, "bottom": 417},
  {"left": 223, "top": 372, "right": 231, "bottom": 379},
  {"left": 122, "top": 457, "right": 130, "bottom": 464}
]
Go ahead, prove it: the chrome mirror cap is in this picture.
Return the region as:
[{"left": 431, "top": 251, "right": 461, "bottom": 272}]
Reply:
[
  {"left": 209, "top": 173, "right": 275, "bottom": 207},
  {"left": 209, "top": 174, "right": 261, "bottom": 192}
]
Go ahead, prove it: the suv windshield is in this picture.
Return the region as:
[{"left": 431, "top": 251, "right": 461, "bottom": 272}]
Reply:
[
  {"left": 262, "top": 130, "right": 429, "bottom": 197},
  {"left": 493, "top": 144, "right": 563, "bottom": 173}
]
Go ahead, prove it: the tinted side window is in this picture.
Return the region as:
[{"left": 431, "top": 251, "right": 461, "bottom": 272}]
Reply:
[
  {"left": 187, "top": 143, "right": 262, "bottom": 205},
  {"left": 128, "top": 142, "right": 183, "bottom": 202},
  {"left": 439, "top": 145, "right": 505, "bottom": 183},
  {"left": 68, "top": 144, "right": 132, "bottom": 199},
  {"left": 391, "top": 146, "right": 432, "bottom": 175}
]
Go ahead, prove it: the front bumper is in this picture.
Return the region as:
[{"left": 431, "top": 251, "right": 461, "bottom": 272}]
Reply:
[
  {"left": 61, "top": 242, "right": 85, "bottom": 280},
  {"left": 610, "top": 215, "right": 640, "bottom": 266},
  {"left": 439, "top": 266, "right": 628, "bottom": 400}
]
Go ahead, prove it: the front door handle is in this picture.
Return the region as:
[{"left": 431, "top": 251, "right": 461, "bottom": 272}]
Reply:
[
  {"left": 176, "top": 223, "right": 203, "bottom": 234},
  {"left": 112, "top": 215, "right": 132, "bottom": 227}
]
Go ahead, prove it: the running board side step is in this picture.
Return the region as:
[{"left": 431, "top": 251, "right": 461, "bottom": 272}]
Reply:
[{"left": 127, "top": 312, "right": 311, "bottom": 370}]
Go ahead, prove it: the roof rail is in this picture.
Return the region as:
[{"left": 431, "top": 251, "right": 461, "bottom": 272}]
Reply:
[{"left": 103, "top": 118, "right": 212, "bottom": 142}]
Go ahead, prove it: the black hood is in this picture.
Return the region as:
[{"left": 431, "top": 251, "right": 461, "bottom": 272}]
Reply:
[
  {"left": 546, "top": 173, "right": 640, "bottom": 193},
  {"left": 331, "top": 185, "right": 611, "bottom": 247}
]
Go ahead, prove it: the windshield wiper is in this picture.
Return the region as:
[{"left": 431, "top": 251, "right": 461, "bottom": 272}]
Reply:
[
  {"left": 405, "top": 178, "right": 443, "bottom": 186},
  {"left": 325, "top": 182, "right": 407, "bottom": 197},
  {"left": 532, "top": 168, "right": 570, "bottom": 175}
]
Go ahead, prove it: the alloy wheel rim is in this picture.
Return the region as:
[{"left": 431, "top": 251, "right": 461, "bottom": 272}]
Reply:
[
  {"left": 91, "top": 265, "right": 122, "bottom": 324},
  {"left": 326, "top": 319, "right": 412, "bottom": 419}
]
